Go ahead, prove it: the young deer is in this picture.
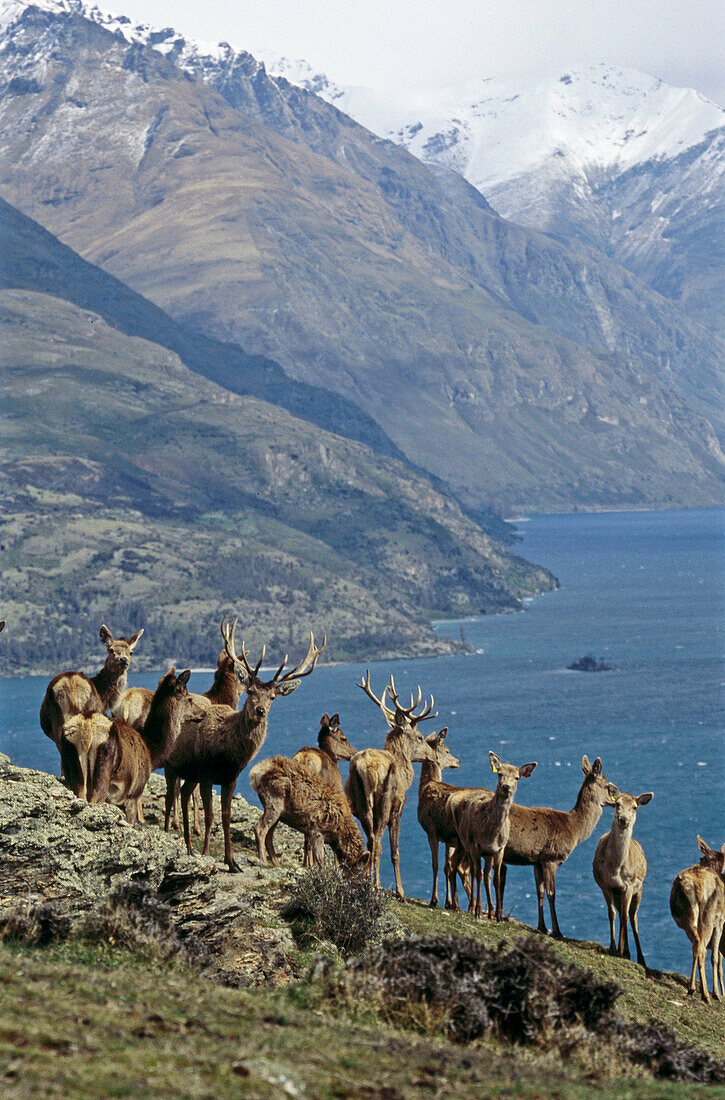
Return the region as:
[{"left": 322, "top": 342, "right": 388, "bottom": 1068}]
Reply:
[
  {"left": 450, "top": 752, "right": 537, "bottom": 921},
  {"left": 592, "top": 790, "right": 653, "bottom": 966},
  {"left": 416, "top": 727, "right": 471, "bottom": 908},
  {"left": 78, "top": 668, "right": 196, "bottom": 823},
  {"left": 670, "top": 836, "right": 725, "bottom": 1004},
  {"left": 250, "top": 755, "right": 369, "bottom": 871},
  {"left": 292, "top": 713, "right": 357, "bottom": 866},
  {"left": 164, "top": 618, "right": 325, "bottom": 872},
  {"left": 346, "top": 673, "right": 437, "bottom": 897},
  {"left": 40, "top": 625, "right": 144, "bottom": 749}
]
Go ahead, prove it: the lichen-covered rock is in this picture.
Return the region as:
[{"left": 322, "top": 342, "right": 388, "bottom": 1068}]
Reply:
[{"left": 0, "top": 758, "right": 306, "bottom": 986}]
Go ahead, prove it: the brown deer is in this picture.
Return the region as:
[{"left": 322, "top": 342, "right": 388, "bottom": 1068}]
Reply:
[
  {"left": 449, "top": 755, "right": 618, "bottom": 938},
  {"left": 592, "top": 790, "right": 653, "bottom": 966},
  {"left": 346, "top": 673, "right": 437, "bottom": 897},
  {"left": 40, "top": 625, "right": 144, "bottom": 749},
  {"left": 250, "top": 755, "right": 369, "bottom": 871},
  {"left": 71, "top": 668, "right": 197, "bottom": 823},
  {"left": 60, "top": 712, "right": 113, "bottom": 801},
  {"left": 164, "top": 618, "right": 326, "bottom": 872},
  {"left": 670, "top": 836, "right": 725, "bottom": 1004},
  {"left": 450, "top": 752, "right": 537, "bottom": 920},
  {"left": 416, "top": 727, "right": 473, "bottom": 908},
  {"left": 292, "top": 713, "right": 357, "bottom": 866}
]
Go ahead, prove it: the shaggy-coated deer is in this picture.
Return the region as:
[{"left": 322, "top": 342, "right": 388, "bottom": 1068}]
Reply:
[
  {"left": 40, "top": 625, "right": 144, "bottom": 749},
  {"left": 292, "top": 713, "right": 357, "bottom": 866},
  {"left": 592, "top": 790, "right": 653, "bottom": 966},
  {"left": 250, "top": 755, "right": 369, "bottom": 871},
  {"left": 450, "top": 752, "right": 537, "bottom": 921},
  {"left": 347, "top": 673, "right": 437, "bottom": 897},
  {"left": 670, "top": 836, "right": 725, "bottom": 1004},
  {"left": 416, "top": 727, "right": 473, "bottom": 908},
  {"left": 164, "top": 618, "right": 325, "bottom": 872},
  {"left": 71, "top": 668, "right": 196, "bottom": 823}
]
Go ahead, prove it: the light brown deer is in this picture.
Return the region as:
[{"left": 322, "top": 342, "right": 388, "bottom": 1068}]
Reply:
[
  {"left": 164, "top": 618, "right": 326, "bottom": 872},
  {"left": 40, "top": 625, "right": 144, "bottom": 749},
  {"left": 670, "top": 837, "right": 725, "bottom": 1004},
  {"left": 416, "top": 727, "right": 473, "bottom": 908},
  {"left": 292, "top": 712, "right": 357, "bottom": 866},
  {"left": 450, "top": 752, "right": 537, "bottom": 920},
  {"left": 74, "top": 668, "right": 197, "bottom": 823},
  {"left": 250, "top": 755, "right": 369, "bottom": 871},
  {"left": 346, "top": 673, "right": 437, "bottom": 897},
  {"left": 60, "top": 712, "right": 113, "bottom": 801},
  {"left": 449, "top": 755, "right": 618, "bottom": 938},
  {"left": 592, "top": 790, "right": 653, "bottom": 966}
]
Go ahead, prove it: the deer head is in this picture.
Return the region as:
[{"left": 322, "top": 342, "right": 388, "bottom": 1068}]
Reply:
[
  {"left": 221, "top": 616, "right": 325, "bottom": 722},
  {"left": 581, "top": 754, "right": 619, "bottom": 808},
  {"left": 697, "top": 836, "right": 725, "bottom": 874},
  {"left": 319, "top": 713, "right": 356, "bottom": 761},
  {"left": 425, "top": 727, "right": 460, "bottom": 770},
  {"left": 489, "top": 751, "right": 537, "bottom": 802},
  {"left": 357, "top": 671, "right": 437, "bottom": 761},
  {"left": 98, "top": 624, "right": 144, "bottom": 675},
  {"left": 611, "top": 791, "right": 653, "bottom": 831}
]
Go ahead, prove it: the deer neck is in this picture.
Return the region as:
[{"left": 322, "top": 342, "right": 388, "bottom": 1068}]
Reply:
[
  {"left": 385, "top": 729, "right": 414, "bottom": 790},
  {"left": 318, "top": 733, "right": 338, "bottom": 766},
  {"left": 206, "top": 667, "right": 240, "bottom": 708},
  {"left": 239, "top": 701, "right": 269, "bottom": 765},
  {"left": 142, "top": 695, "right": 182, "bottom": 768},
  {"left": 489, "top": 786, "right": 514, "bottom": 828},
  {"left": 608, "top": 820, "right": 634, "bottom": 864},
  {"left": 418, "top": 759, "right": 442, "bottom": 794},
  {"left": 570, "top": 782, "right": 605, "bottom": 843},
  {"left": 93, "top": 662, "right": 127, "bottom": 712}
]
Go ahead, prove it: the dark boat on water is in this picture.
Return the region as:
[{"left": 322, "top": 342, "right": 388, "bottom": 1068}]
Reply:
[{"left": 567, "top": 654, "right": 612, "bottom": 672}]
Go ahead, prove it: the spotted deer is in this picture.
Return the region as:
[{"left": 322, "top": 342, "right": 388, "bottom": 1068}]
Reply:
[
  {"left": 250, "top": 755, "right": 369, "bottom": 871},
  {"left": 670, "top": 837, "right": 725, "bottom": 1004},
  {"left": 40, "top": 625, "right": 144, "bottom": 750},
  {"left": 450, "top": 752, "right": 537, "bottom": 920},
  {"left": 346, "top": 673, "right": 437, "bottom": 897},
  {"left": 592, "top": 790, "right": 653, "bottom": 966},
  {"left": 292, "top": 713, "right": 357, "bottom": 866},
  {"left": 164, "top": 618, "right": 326, "bottom": 871}
]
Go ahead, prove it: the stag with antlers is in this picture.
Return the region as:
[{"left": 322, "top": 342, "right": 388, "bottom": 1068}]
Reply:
[
  {"left": 164, "top": 617, "right": 325, "bottom": 872},
  {"left": 346, "top": 672, "right": 437, "bottom": 897}
]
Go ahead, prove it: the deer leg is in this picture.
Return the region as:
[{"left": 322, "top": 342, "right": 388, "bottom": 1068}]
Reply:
[
  {"left": 389, "top": 811, "right": 405, "bottom": 899},
  {"left": 472, "top": 856, "right": 483, "bottom": 918},
  {"left": 192, "top": 785, "right": 202, "bottom": 836},
  {"left": 124, "top": 799, "right": 138, "bottom": 825},
  {"left": 310, "top": 832, "right": 325, "bottom": 866},
  {"left": 616, "top": 889, "right": 631, "bottom": 959},
  {"left": 533, "top": 863, "right": 547, "bottom": 933},
  {"left": 696, "top": 939, "right": 711, "bottom": 1004},
  {"left": 483, "top": 855, "right": 495, "bottom": 920},
  {"left": 448, "top": 845, "right": 462, "bottom": 911},
  {"left": 605, "top": 891, "right": 618, "bottom": 955},
  {"left": 200, "top": 780, "right": 214, "bottom": 856},
  {"left": 543, "top": 862, "right": 563, "bottom": 939},
  {"left": 629, "top": 890, "right": 646, "bottom": 969},
  {"left": 427, "top": 833, "right": 440, "bottom": 907},
  {"left": 254, "top": 796, "right": 282, "bottom": 867},
  {"left": 163, "top": 767, "right": 176, "bottom": 832},
  {"left": 180, "top": 779, "right": 195, "bottom": 856},
  {"left": 493, "top": 851, "right": 506, "bottom": 921},
  {"left": 221, "top": 783, "right": 241, "bottom": 873}
]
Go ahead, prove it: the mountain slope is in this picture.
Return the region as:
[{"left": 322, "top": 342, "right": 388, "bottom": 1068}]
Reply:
[{"left": 0, "top": 4, "right": 722, "bottom": 512}]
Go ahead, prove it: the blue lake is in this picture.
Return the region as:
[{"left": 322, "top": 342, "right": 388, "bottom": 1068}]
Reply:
[{"left": 1, "top": 507, "right": 723, "bottom": 975}]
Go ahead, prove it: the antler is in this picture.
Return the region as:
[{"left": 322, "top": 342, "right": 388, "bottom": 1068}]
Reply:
[
  {"left": 220, "top": 616, "right": 266, "bottom": 680},
  {"left": 271, "top": 632, "right": 326, "bottom": 684},
  {"left": 386, "top": 674, "right": 437, "bottom": 723},
  {"left": 357, "top": 670, "right": 395, "bottom": 722}
]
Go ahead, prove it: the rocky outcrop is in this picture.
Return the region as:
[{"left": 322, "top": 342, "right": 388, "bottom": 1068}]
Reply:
[{"left": 0, "top": 755, "right": 306, "bottom": 986}]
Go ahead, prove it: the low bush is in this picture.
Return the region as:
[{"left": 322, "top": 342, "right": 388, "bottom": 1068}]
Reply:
[{"left": 283, "top": 866, "right": 388, "bottom": 956}]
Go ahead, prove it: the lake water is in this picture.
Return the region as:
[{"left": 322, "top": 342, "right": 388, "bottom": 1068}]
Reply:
[{"left": 1, "top": 508, "right": 723, "bottom": 975}]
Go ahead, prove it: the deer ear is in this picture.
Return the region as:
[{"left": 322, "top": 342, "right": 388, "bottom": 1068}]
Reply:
[
  {"left": 606, "top": 783, "right": 620, "bottom": 803},
  {"left": 636, "top": 792, "right": 653, "bottom": 806},
  {"left": 99, "top": 625, "right": 113, "bottom": 647},
  {"left": 581, "top": 755, "right": 591, "bottom": 774},
  {"left": 489, "top": 751, "right": 501, "bottom": 773},
  {"left": 519, "top": 762, "right": 537, "bottom": 778},
  {"left": 321, "top": 713, "right": 330, "bottom": 725},
  {"left": 591, "top": 757, "right": 603, "bottom": 776},
  {"left": 438, "top": 726, "right": 448, "bottom": 741},
  {"left": 330, "top": 713, "right": 340, "bottom": 726},
  {"left": 697, "top": 835, "right": 713, "bottom": 857},
  {"left": 128, "top": 628, "right": 144, "bottom": 650},
  {"left": 177, "top": 669, "right": 191, "bottom": 686},
  {"left": 275, "top": 678, "right": 301, "bottom": 697}
]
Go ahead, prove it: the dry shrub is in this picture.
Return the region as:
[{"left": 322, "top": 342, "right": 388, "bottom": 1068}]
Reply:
[{"left": 283, "top": 865, "right": 388, "bottom": 956}]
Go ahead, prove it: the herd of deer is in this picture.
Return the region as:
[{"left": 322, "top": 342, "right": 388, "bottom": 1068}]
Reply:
[{"left": 0, "top": 615, "right": 721, "bottom": 1005}]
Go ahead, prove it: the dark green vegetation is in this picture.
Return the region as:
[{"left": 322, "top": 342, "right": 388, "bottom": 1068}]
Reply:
[
  {"left": 1, "top": 284, "right": 554, "bottom": 672},
  {"left": 0, "top": 6, "right": 723, "bottom": 511}
]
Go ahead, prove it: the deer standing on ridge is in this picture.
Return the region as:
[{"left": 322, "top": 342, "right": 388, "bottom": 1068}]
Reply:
[
  {"left": 670, "top": 836, "right": 725, "bottom": 1004},
  {"left": 416, "top": 726, "right": 473, "bottom": 908},
  {"left": 592, "top": 790, "right": 653, "bottom": 966},
  {"left": 346, "top": 673, "right": 437, "bottom": 897},
  {"left": 292, "top": 713, "right": 357, "bottom": 866},
  {"left": 164, "top": 618, "right": 325, "bottom": 872}
]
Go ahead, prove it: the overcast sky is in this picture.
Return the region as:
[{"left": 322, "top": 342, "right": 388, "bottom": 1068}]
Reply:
[{"left": 112, "top": 0, "right": 724, "bottom": 105}]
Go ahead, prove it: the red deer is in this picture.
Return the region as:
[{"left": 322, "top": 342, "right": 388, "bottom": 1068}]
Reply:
[
  {"left": 40, "top": 625, "right": 144, "bottom": 750},
  {"left": 670, "top": 837, "right": 725, "bottom": 1004},
  {"left": 416, "top": 727, "right": 473, "bottom": 908},
  {"left": 164, "top": 618, "right": 325, "bottom": 872},
  {"left": 293, "top": 713, "right": 357, "bottom": 866},
  {"left": 347, "top": 673, "right": 437, "bottom": 897},
  {"left": 449, "top": 755, "right": 618, "bottom": 938},
  {"left": 450, "top": 752, "right": 537, "bottom": 920},
  {"left": 592, "top": 790, "right": 653, "bottom": 966},
  {"left": 250, "top": 755, "right": 369, "bottom": 871}
]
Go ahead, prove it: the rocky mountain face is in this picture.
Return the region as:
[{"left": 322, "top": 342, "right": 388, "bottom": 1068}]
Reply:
[
  {"left": 0, "top": 3, "right": 722, "bottom": 515},
  {"left": 275, "top": 61, "right": 724, "bottom": 336}
]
